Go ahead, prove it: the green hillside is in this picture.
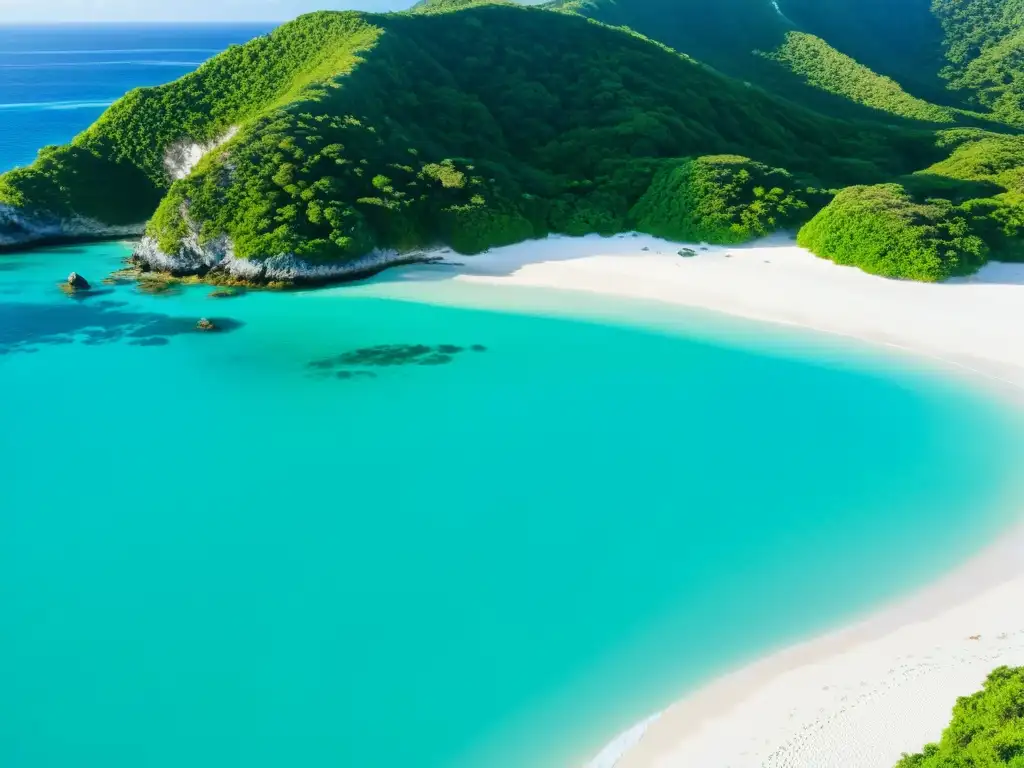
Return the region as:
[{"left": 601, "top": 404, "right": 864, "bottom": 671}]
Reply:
[
  {"left": 550, "top": 0, "right": 1024, "bottom": 128},
  {"left": 1, "top": 2, "right": 1022, "bottom": 283},
  {"left": 410, "top": 0, "right": 512, "bottom": 13},
  {"left": 549, "top": 0, "right": 969, "bottom": 124},
  {"left": 783, "top": 0, "right": 950, "bottom": 105},
  {"left": 0, "top": 8, "right": 936, "bottom": 260},
  {"left": 896, "top": 666, "right": 1024, "bottom": 767},
  {"left": 763, "top": 32, "right": 957, "bottom": 123},
  {"left": 934, "top": 0, "right": 1024, "bottom": 127}
]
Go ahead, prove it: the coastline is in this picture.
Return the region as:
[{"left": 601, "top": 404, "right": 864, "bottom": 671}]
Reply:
[
  {"left": 351, "top": 232, "right": 1024, "bottom": 767},
  {"left": 357, "top": 232, "right": 1024, "bottom": 393}
]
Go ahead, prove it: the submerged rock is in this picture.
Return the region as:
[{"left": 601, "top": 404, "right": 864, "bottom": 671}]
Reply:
[
  {"left": 196, "top": 318, "right": 217, "bottom": 332},
  {"left": 418, "top": 353, "right": 453, "bottom": 366},
  {"left": 209, "top": 287, "right": 242, "bottom": 299},
  {"left": 310, "top": 342, "right": 485, "bottom": 377},
  {"left": 136, "top": 276, "right": 180, "bottom": 296},
  {"left": 67, "top": 272, "right": 90, "bottom": 289},
  {"left": 336, "top": 343, "right": 434, "bottom": 367}
]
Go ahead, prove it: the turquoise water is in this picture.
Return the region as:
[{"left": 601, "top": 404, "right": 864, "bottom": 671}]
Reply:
[{"left": 1, "top": 241, "right": 1022, "bottom": 767}]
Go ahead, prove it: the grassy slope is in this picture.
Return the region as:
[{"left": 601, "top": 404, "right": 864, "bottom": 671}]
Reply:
[
  {"left": 410, "top": 0, "right": 513, "bottom": 11},
  {"left": 933, "top": 0, "right": 1024, "bottom": 128}
]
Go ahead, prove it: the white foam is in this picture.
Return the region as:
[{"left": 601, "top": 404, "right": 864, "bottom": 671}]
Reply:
[
  {"left": 0, "top": 99, "right": 114, "bottom": 111},
  {"left": 4, "top": 48, "right": 219, "bottom": 55},
  {"left": 0, "top": 60, "right": 201, "bottom": 69}
]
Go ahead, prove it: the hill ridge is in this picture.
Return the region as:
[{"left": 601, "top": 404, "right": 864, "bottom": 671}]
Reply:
[{"left": 0, "top": 2, "right": 1022, "bottom": 283}]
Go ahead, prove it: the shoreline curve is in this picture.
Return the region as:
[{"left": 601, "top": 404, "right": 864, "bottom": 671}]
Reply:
[{"left": 351, "top": 231, "right": 1024, "bottom": 768}]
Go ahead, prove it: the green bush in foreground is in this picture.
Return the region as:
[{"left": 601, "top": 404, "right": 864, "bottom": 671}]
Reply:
[
  {"left": 896, "top": 666, "right": 1024, "bottom": 767},
  {"left": 630, "top": 155, "right": 820, "bottom": 243},
  {"left": 797, "top": 183, "right": 987, "bottom": 281},
  {"left": 960, "top": 193, "right": 1024, "bottom": 262}
]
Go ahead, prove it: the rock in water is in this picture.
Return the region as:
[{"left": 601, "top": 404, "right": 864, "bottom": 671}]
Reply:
[
  {"left": 196, "top": 318, "right": 216, "bottom": 332},
  {"left": 208, "top": 288, "right": 241, "bottom": 299},
  {"left": 67, "top": 272, "right": 90, "bottom": 289}
]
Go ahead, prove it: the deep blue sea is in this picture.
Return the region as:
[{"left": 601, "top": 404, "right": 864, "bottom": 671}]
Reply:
[
  {"left": 0, "top": 24, "right": 273, "bottom": 171},
  {"left": 1, "top": 25, "right": 1023, "bottom": 768}
]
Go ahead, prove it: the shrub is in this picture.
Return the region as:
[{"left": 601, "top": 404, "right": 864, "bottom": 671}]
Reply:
[
  {"left": 896, "top": 666, "right": 1024, "bottom": 767},
  {"left": 797, "top": 183, "right": 988, "bottom": 280},
  {"left": 630, "top": 155, "right": 816, "bottom": 243}
]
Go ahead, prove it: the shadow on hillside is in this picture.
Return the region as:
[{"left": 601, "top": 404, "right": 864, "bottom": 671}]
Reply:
[
  {"left": 0, "top": 298, "right": 244, "bottom": 355},
  {"left": 897, "top": 172, "right": 1005, "bottom": 203},
  {"left": 946, "top": 262, "right": 1024, "bottom": 286}
]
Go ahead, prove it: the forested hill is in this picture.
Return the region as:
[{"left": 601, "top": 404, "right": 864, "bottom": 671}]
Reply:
[
  {"left": 552, "top": 0, "right": 1024, "bottom": 129},
  {"left": 934, "top": 0, "right": 1024, "bottom": 128},
  {"left": 410, "top": 0, "right": 512, "bottom": 12},
  {"left": 1, "top": 3, "right": 1023, "bottom": 283}
]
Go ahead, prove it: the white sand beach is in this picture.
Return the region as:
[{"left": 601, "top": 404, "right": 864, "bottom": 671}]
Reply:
[{"left": 362, "top": 233, "right": 1024, "bottom": 768}]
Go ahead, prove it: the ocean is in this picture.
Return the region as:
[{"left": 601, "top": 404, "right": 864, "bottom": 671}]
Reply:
[
  {"left": 0, "top": 24, "right": 273, "bottom": 171},
  {"left": 1, "top": 24, "right": 1022, "bottom": 768}
]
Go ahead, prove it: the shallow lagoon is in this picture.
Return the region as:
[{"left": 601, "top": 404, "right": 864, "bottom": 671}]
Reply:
[{"left": 1, "top": 242, "right": 1021, "bottom": 767}]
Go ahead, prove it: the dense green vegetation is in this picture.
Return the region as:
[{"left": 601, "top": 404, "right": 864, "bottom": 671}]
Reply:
[
  {"left": 0, "top": 5, "right": 951, "bottom": 266},
  {"left": 763, "top": 32, "right": 956, "bottom": 123},
  {"left": 895, "top": 666, "right": 1024, "bottom": 767},
  {"left": 145, "top": 6, "right": 946, "bottom": 263},
  {"left": 918, "top": 131, "right": 1024, "bottom": 261},
  {"left": 550, "top": 0, "right": 969, "bottom": 125},
  {"left": 933, "top": 0, "right": 1024, "bottom": 127},
  {"left": 631, "top": 155, "right": 822, "bottom": 243},
  {"left": 798, "top": 128, "right": 1024, "bottom": 278},
  {"left": 783, "top": 0, "right": 950, "bottom": 104},
  {"left": 0, "top": 12, "right": 385, "bottom": 225},
  {"left": 553, "top": 0, "right": 1024, "bottom": 131},
  {"left": 1, "top": 0, "right": 1022, "bottom": 283},
  {"left": 797, "top": 183, "right": 987, "bottom": 281}
]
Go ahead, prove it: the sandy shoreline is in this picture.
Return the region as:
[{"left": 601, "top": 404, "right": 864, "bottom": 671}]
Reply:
[{"left": 356, "top": 232, "right": 1024, "bottom": 767}]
